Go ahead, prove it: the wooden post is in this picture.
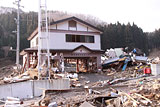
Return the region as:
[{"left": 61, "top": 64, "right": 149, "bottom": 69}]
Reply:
[
  {"left": 28, "top": 53, "right": 31, "bottom": 68},
  {"left": 76, "top": 59, "right": 79, "bottom": 72},
  {"left": 22, "top": 57, "right": 27, "bottom": 73}
]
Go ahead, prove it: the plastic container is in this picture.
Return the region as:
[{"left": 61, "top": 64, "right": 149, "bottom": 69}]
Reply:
[{"left": 144, "top": 67, "right": 151, "bottom": 74}]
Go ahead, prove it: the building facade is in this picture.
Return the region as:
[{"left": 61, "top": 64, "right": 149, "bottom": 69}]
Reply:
[{"left": 21, "top": 17, "right": 104, "bottom": 72}]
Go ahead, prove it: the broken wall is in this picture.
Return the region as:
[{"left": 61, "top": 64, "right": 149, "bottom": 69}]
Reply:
[{"left": 0, "top": 79, "right": 70, "bottom": 99}]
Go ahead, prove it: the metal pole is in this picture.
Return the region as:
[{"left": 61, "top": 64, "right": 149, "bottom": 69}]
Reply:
[
  {"left": 16, "top": 0, "right": 20, "bottom": 67},
  {"left": 38, "top": 0, "right": 41, "bottom": 79}
]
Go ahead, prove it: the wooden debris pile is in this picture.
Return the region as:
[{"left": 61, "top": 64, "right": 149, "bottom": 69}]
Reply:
[
  {"left": 0, "top": 66, "right": 20, "bottom": 85},
  {"left": 0, "top": 66, "right": 79, "bottom": 85},
  {"left": 24, "top": 76, "right": 160, "bottom": 107},
  {"left": 68, "top": 78, "right": 160, "bottom": 107},
  {"left": 150, "top": 57, "right": 160, "bottom": 64},
  {"left": 103, "top": 64, "right": 150, "bottom": 86},
  {"left": 103, "top": 78, "right": 160, "bottom": 107},
  {"left": 1, "top": 69, "right": 36, "bottom": 85},
  {"left": 128, "top": 78, "right": 160, "bottom": 106}
]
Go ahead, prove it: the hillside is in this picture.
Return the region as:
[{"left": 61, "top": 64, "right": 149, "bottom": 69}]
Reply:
[
  {"left": 0, "top": 6, "right": 160, "bottom": 61},
  {"left": 0, "top": 6, "right": 23, "bottom": 14}
]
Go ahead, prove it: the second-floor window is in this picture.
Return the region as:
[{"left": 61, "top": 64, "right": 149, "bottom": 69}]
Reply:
[
  {"left": 66, "top": 34, "right": 94, "bottom": 43},
  {"left": 69, "top": 20, "right": 77, "bottom": 27}
]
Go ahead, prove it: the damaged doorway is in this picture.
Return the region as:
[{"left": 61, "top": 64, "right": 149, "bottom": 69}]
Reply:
[{"left": 64, "top": 57, "right": 97, "bottom": 73}]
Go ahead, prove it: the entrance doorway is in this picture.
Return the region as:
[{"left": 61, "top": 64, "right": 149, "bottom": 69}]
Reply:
[{"left": 64, "top": 57, "right": 97, "bottom": 72}]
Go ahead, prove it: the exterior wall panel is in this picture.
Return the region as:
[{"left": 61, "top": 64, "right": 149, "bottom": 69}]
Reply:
[
  {"left": 77, "top": 23, "right": 87, "bottom": 31},
  {"left": 30, "top": 34, "right": 38, "bottom": 48},
  {"left": 57, "top": 22, "right": 68, "bottom": 30},
  {"left": 48, "top": 32, "right": 101, "bottom": 50},
  {"left": 30, "top": 20, "right": 101, "bottom": 50}
]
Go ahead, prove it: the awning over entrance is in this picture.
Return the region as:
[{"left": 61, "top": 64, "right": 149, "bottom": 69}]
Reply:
[{"left": 21, "top": 45, "right": 104, "bottom": 54}]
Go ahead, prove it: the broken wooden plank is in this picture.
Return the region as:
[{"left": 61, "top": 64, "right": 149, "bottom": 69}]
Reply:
[
  {"left": 134, "top": 93, "right": 152, "bottom": 104},
  {"left": 119, "top": 92, "right": 139, "bottom": 104}
]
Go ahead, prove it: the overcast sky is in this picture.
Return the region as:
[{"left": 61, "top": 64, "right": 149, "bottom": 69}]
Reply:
[{"left": 0, "top": 0, "right": 160, "bottom": 32}]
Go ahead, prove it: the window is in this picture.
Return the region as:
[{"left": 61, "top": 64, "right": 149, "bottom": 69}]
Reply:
[
  {"left": 80, "top": 35, "right": 85, "bottom": 42},
  {"left": 69, "top": 20, "right": 77, "bottom": 27},
  {"left": 72, "top": 35, "right": 76, "bottom": 42},
  {"left": 76, "top": 35, "right": 80, "bottom": 42},
  {"left": 66, "top": 34, "right": 76, "bottom": 42},
  {"left": 66, "top": 34, "right": 94, "bottom": 43},
  {"left": 66, "top": 34, "right": 72, "bottom": 42},
  {"left": 86, "top": 36, "right": 94, "bottom": 43}
]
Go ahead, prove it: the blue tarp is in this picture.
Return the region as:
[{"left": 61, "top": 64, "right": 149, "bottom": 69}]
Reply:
[
  {"left": 103, "top": 57, "right": 120, "bottom": 65},
  {"left": 135, "top": 56, "right": 148, "bottom": 62}
]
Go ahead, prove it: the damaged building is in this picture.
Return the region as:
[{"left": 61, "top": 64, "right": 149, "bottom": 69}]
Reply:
[{"left": 20, "top": 16, "right": 104, "bottom": 73}]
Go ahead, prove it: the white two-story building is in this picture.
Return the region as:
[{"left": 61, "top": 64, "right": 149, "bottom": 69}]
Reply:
[{"left": 21, "top": 16, "right": 104, "bottom": 72}]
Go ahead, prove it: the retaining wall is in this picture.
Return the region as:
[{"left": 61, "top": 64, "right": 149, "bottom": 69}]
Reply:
[{"left": 0, "top": 79, "right": 70, "bottom": 99}]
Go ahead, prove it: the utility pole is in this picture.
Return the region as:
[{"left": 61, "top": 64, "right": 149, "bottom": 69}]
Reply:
[
  {"left": 13, "top": 0, "right": 22, "bottom": 67},
  {"left": 38, "top": 0, "right": 50, "bottom": 79}
]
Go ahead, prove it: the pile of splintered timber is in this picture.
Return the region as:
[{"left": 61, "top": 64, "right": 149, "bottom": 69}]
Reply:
[{"left": 106, "top": 78, "right": 160, "bottom": 107}]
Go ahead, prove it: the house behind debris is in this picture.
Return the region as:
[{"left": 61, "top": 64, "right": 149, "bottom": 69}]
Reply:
[{"left": 21, "top": 16, "right": 104, "bottom": 72}]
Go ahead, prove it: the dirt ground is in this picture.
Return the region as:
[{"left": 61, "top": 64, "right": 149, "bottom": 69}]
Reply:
[{"left": 78, "top": 73, "right": 113, "bottom": 83}]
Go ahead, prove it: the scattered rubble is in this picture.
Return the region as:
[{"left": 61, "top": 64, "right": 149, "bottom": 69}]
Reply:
[
  {"left": 1, "top": 48, "right": 160, "bottom": 106},
  {"left": 4, "top": 97, "right": 23, "bottom": 107},
  {"left": 35, "top": 77, "right": 160, "bottom": 107},
  {"left": 105, "top": 78, "right": 160, "bottom": 106}
]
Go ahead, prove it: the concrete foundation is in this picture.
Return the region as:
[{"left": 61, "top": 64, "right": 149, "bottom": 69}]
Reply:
[{"left": 0, "top": 79, "right": 70, "bottom": 99}]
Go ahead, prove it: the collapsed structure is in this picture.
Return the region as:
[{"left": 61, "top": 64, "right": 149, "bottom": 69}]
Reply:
[{"left": 20, "top": 16, "right": 104, "bottom": 73}]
